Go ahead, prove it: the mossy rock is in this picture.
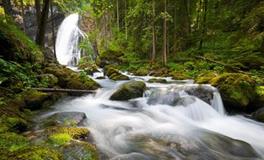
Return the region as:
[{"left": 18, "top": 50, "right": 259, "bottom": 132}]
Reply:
[
  {"left": 210, "top": 73, "right": 256, "bottom": 112},
  {"left": 104, "top": 66, "right": 129, "bottom": 81},
  {"left": 23, "top": 90, "right": 50, "bottom": 110},
  {"left": 61, "top": 141, "right": 99, "bottom": 160},
  {"left": 14, "top": 89, "right": 61, "bottom": 110},
  {"left": 148, "top": 78, "right": 167, "bottom": 83},
  {"left": 44, "top": 63, "right": 100, "bottom": 90},
  {"left": 110, "top": 81, "right": 146, "bottom": 101}
]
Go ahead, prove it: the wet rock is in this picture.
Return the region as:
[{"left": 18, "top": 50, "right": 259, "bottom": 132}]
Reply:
[
  {"left": 252, "top": 107, "right": 264, "bottom": 122},
  {"left": 147, "top": 89, "right": 197, "bottom": 106},
  {"left": 110, "top": 81, "right": 146, "bottom": 101},
  {"left": 184, "top": 86, "right": 214, "bottom": 105},
  {"left": 42, "top": 112, "right": 87, "bottom": 127},
  {"left": 148, "top": 78, "right": 167, "bottom": 83},
  {"left": 129, "top": 131, "right": 259, "bottom": 160},
  {"left": 198, "top": 131, "right": 259, "bottom": 159},
  {"left": 61, "top": 141, "right": 99, "bottom": 160},
  {"left": 148, "top": 92, "right": 181, "bottom": 106},
  {"left": 104, "top": 66, "right": 129, "bottom": 81}
]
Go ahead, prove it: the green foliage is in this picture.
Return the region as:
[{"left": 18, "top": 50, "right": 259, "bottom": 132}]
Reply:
[{"left": 0, "top": 58, "right": 39, "bottom": 88}]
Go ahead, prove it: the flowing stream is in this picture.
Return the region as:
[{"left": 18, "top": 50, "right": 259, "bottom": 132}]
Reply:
[
  {"left": 50, "top": 14, "right": 264, "bottom": 160},
  {"left": 46, "top": 74, "right": 264, "bottom": 160}
]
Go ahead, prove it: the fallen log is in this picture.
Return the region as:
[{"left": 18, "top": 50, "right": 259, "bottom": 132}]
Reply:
[{"left": 32, "top": 88, "right": 96, "bottom": 94}]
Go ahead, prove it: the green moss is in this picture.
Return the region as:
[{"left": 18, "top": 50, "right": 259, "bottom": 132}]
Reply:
[
  {"left": 0, "top": 132, "right": 29, "bottom": 152},
  {"left": 47, "top": 127, "right": 89, "bottom": 140},
  {"left": 14, "top": 146, "right": 62, "bottom": 160},
  {"left": 196, "top": 72, "right": 218, "bottom": 84},
  {"left": 49, "top": 133, "right": 72, "bottom": 146},
  {"left": 170, "top": 71, "right": 190, "bottom": 80}
]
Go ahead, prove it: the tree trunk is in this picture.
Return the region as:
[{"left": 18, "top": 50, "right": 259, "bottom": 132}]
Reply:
[
  {"left": 151, "top": 0, "right": 156, "bottom": 62},
  {"left": 35, "top": 0, "right": 41, "bottom": 25},
  {"left": 2, "top": 0, "right": 13, "bottom": 16},
  {"left": 162, "top": 0, "right": 167, "bottom": 66},
  {"left": 50, "top": 2, "right": 56, "bottom": 57},
  {"left": 19, "top": 0, "right": 26, "bottom": 32},
  {"left": 199, "top": 0, "right": 208, "bottom": 50},
  {"left": 125, "top": 0, "right": 128, "bottom": 40},
  {"left": 36, "top": 0, "right": 50, "bottom": 47},
  {"left": 116, "top": 0, "right": 120, "bottom": 30}
]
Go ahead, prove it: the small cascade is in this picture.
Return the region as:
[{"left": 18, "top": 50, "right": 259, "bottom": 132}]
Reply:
[
  {"left": 55, "top": 13, "right": 85, "bottom": 66},
  {"left": 211, "top": 91, "right": 225, "bottom": 115}
]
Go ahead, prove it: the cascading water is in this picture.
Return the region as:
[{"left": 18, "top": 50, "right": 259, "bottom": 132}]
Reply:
[
  {"left": 44, "top": 76, "right": 264, "bottom": 160},
  {"left": 55, "top": 13, "right": 84, "bottom": 66}
]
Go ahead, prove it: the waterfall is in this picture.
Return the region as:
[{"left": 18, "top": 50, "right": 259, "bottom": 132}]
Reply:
[{"left": 55, "top": 13, "right": 84, "bottom": 66}]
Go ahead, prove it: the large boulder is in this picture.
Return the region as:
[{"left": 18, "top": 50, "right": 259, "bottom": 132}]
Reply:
[
  {"left": 196, "top": 73, "right": 257, "bottom": 112},
  {"left": 44, "top": 63, "right": 100, "bottom": 90},
  {"left": 42, "top": 112, "right": 87, "bottom": 127},
  {"left": 129, "top": 131, "right": 259, "bottom": 160},
  {"left": 110, "top": 81, "right": 146, "bottom": 101},
  {"left": 104, "top": 66, "right": 129, "bottom": 81}
]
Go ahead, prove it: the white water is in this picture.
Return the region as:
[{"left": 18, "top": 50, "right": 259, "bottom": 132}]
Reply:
[
  {"left": 47, "top": 77, "right": 264, "bottom": 159},
  {"left": 55, "top": 13, "right": 84, "bottom": 66}
]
